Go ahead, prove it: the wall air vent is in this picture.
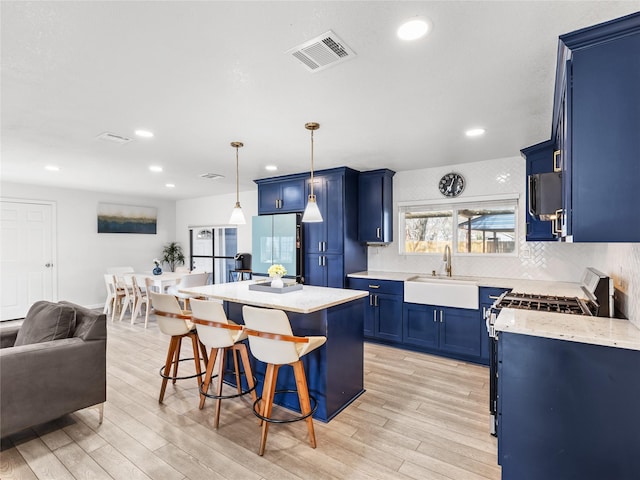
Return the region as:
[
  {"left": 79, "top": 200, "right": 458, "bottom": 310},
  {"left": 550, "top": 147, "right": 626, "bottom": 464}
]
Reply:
[
  {"left": 96, "top": 132, "right": 132, "bottom": 144},
  {"left": 286, "top": 30, "right": 356, "bottom": 73},
  {"left": 199, "top": 173, "right": 225, "bottom": 180}
]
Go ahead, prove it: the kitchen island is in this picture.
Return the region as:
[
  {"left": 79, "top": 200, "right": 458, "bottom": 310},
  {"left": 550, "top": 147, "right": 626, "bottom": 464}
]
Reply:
[{"left": 180, "top": 281, "right": 368, "bottom": 422}]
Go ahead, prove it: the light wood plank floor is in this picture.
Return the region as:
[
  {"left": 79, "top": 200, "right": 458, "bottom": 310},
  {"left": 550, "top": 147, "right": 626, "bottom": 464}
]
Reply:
[{"left": 1, "top": 311, "right": 500, "bottom": 480}]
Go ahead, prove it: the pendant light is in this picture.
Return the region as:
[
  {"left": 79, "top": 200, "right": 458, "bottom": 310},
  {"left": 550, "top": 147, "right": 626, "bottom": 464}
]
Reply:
[
  {"left": 302, "top": 122, "right": 323, "bottom": 223},
  {"left": 229, "top": 141, "right": 246, "bottom": 225}
]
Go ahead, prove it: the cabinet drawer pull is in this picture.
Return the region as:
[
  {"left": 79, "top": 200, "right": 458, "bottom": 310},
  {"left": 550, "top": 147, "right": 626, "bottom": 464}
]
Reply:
[{"left": 368, "top": 285, "right": 380, "bottom": 289}]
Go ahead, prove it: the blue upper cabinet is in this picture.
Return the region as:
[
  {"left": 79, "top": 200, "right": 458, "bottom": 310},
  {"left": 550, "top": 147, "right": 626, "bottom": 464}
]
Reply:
[
  {"left": 520, "top": 140, "right": 557, "bottom": 241},
  {"left": 552, "top": 12, "right": 640, "bottom": 242},
  {"left": 358, "top": 169, "right": 395, "bottom": 244},
  {"left": 303, "top": 167, "right": 367, "bottom": 288},
  {"left": 255, "top": 175, "right": 306, "bottom": 215}
]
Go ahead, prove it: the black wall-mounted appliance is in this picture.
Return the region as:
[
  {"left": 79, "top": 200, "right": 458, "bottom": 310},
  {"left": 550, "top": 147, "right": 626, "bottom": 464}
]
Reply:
[{"left": 528, "top": 172, "right": 562, "bottom": 221}]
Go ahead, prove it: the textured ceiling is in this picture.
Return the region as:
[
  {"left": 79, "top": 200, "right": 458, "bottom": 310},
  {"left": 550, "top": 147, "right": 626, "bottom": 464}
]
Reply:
[{"left": 2, "top": 1, "right": 639, "bottom": 200}]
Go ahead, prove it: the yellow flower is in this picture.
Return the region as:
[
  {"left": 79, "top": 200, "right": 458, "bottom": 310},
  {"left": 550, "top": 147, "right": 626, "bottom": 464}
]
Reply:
[{"left": 267, "top": 264, "right": 287, "bottom": 277}]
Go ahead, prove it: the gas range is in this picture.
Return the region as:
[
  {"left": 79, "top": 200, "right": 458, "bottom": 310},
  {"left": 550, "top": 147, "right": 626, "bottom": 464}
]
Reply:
[
  {"left": 485, "top": 267, "right": 613, "bottom": 437},
  {"left": 494, "top": 291, "right": 594, "bottom": 316}
]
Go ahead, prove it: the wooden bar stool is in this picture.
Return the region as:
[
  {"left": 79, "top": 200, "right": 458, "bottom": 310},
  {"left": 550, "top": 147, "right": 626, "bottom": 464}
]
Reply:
[
  {"left": 242, "top": 305, "right": 327, "bottom": 456},
  {"left": 190, "top": 299, "right": 257, "bottom": 428},
  {"left": 149, "top": 291, "right": 208, "bottom": 403}
]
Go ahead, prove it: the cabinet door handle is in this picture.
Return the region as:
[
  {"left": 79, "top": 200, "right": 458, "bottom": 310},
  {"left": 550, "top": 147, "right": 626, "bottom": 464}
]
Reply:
[
  {"left": 322, "top": 256, "right": 326, "bottom": 267},
  {"left": 553, "top": 209, "right": 563, "bottom": 235},
  {"left": 374, "top": 295, "right": 378, "bottom": 307},
  {"left": 318, "top": 241, "right": 322, "bottom": 252},
  {"left": 553, "top": 150, "right": 562, "bottom": 172},
  {"left": 440, "top": 310, "right": 443, "bottom": 323},
  {"left": 318, "top": 256, "right": 322, "bottom": 266},
  {"left": 369, "top": 294, "right": 373, "bottom": 306},
  {"left": 433, "top": 310, "right": 437, "bottom": 322},
  {"left": 322, "top": 241, "right": 327, "bottom": 252},
  {"left": 376, "top": 227, "right": 381, "bottom": 239},
  {"left": 368, "top": 285, "right": 380, "bottom": 289}
]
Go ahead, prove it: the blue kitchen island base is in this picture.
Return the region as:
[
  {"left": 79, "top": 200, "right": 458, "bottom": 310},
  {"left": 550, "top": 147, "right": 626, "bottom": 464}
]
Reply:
[{"left": 225, "top": 297, "right": 365, "bottom": 422}]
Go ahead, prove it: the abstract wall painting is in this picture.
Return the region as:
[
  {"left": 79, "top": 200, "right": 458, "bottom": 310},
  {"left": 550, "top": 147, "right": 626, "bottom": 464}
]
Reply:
[{"left": 97, "top": 203, "right": 157, "bottom": 234}]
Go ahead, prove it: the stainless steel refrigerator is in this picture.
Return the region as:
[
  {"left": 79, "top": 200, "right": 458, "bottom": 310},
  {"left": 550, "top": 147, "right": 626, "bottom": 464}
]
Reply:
[{"left": 251, "top": 213, "right": 302, "bottom": 281}]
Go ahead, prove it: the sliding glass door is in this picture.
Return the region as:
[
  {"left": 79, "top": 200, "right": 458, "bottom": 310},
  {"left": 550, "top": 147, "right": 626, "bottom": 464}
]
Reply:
[{"left": 189, "top": 226, "right": 238, "bottom": 284}]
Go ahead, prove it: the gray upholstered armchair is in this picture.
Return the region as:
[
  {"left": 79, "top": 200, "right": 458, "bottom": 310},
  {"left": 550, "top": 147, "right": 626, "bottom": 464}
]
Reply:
[{"left": 0, "top": 301, "right": 107, "bottom": 438}]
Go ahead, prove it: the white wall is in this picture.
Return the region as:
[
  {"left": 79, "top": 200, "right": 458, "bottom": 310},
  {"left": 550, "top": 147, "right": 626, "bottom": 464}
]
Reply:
[
  {"left": 367, "top": 157, "right": 639, "bottom": 325},
  {"left": 1, "top": 182, "right": 176, "bottom": 307},
  {"left": 175, "top": 190, "right": 258, "bottom": 258}
]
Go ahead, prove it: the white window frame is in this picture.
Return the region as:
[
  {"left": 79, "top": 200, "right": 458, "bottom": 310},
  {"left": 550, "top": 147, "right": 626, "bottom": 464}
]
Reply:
[{"left": 398, "top": 194, "right": 520, "bottom": 257}]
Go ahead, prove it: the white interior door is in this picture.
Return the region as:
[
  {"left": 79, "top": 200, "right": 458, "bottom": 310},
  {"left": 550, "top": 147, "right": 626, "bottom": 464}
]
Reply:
[{"left": 0, "top": 201, "right": 56, "bottom": 320}]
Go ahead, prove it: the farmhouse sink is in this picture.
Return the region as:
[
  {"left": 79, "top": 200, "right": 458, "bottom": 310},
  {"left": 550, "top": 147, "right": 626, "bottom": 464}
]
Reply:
[{"left": 404, "top": 276, "right": 479, "bottom": 309}]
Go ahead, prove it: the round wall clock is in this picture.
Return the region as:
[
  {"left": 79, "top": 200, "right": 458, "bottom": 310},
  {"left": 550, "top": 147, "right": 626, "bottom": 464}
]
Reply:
[{"left": 439, "top": 172, "right": 465, "bottom": 197}]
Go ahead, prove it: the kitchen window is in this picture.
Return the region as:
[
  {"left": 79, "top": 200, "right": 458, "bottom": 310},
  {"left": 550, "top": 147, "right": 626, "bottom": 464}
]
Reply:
[{"left": 399, "top": 196, "right": 518, "bottom": 256}]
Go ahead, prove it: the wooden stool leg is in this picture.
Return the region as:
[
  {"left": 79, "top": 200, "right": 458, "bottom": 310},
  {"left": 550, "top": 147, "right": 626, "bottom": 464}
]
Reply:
[
  {"left": 160, "top": 336, "right": 178, "bottom": 402},
  {"left": 199, "top": 347, "right": 216, "bottom": 410},
  {"left": 199, "top": 339, "right": 209, "bottom": 368},
  {"left": 213, "top": 348, "right": 225, "bottom": 429},
  {"left": 190, "top": 333, "right": 203, "bottom": 391},
  {"left": 231, "top": 348, "right": 242, "bottom": 395},
  {"left": 236, "top": 344, "right": 257, "bottom": 404},
  {"left": 172, "top": 337, "right": 182, "bottom": 384},
  {"left": 259, "top": 363, "right": 279, "bottom": 456},
  {"left": 293, "top": 360, "right": 317, "bottom": 448}
]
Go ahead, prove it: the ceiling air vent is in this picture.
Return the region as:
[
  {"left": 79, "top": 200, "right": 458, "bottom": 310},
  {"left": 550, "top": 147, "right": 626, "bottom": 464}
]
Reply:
[
  {"left": 199, "top": 173, "right": 225, "bottom": 180},
  {"left": 286, "top": 30, "right": 356, "bottom": 73},
  {"left": 96, "top": 132, "right": 132, "bottom": 144}
]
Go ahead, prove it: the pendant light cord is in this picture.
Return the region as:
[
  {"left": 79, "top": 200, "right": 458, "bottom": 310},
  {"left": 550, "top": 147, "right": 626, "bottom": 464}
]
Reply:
[
  {"left": 235, "top": 145, "right": 240, "bottom": 204},
  {"left": 310, "top": 129, "right": 315, "bottom": 196}
]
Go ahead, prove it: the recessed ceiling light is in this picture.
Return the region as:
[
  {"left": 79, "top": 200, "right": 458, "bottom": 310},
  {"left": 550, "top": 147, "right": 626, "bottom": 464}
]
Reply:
[
  {"left": 265, "top": 165, "right": 278, "bottom": 172},
  {"left": 465, "top": 128, "right": 486, "bottom": 137},
  {"left": 397, "top": 18, "right": 431, "bottom": 41},
  {"left": 165, "top": 183, "right": 175, "bottom": 188},
  {"left": 135, "top": 130, "right": 154, "bottom": 138},
  {"left": 45, "top": 165, "right": 60, "bottom": 171},
  {"left": 149, "top": 165, "right": 163, "bottom": 173}
]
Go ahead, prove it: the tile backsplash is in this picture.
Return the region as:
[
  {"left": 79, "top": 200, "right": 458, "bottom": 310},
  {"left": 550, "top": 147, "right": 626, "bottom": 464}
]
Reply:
[{"left": 367, "top": 156, "right": 639, "bottom": 325}]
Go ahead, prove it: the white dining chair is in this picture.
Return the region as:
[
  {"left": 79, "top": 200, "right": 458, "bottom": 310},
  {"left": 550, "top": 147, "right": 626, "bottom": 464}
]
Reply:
[
  {"left": 167, "top": 272, "right": 209, "bottom": 310},
  {"left": 104, "top": 274, "right": 129, "bottom": 322},
  {"left": 130, "top": 275, "right": 150, "bottom": 327}
]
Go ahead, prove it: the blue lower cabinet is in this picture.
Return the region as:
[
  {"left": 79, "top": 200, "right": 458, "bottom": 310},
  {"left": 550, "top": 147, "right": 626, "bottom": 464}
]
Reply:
[
  {"left": 499, "top": 332, "right": 640, "bottom": 479},
  {"left": 402, "top": 303, "right": 438, "bottom": 349},
  {"left": 305, "top": 254, "right": 343, "bottom": 288},
  {"left": 439, "top": 307, "right": 481, "bottom": 357},
  {"left": 374, "top": 293, "right": 403, "bottom": 342},
  {"left": 403, "top": 303, "right": 481, "bottom": 360},
  {"left": 346, "top": 278, "right": 403, "bottom": 341}
]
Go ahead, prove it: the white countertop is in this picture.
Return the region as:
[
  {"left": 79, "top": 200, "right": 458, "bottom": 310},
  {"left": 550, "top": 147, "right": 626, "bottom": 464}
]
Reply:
[
  {"left": 180, "top": 280, "right": 368, "bottom": 314},
  {"left": 348, "top": 271, "right": 585, "bottom": 297},
  {"left": 495, "top": 308, "right": 640, "bottom": 351}
]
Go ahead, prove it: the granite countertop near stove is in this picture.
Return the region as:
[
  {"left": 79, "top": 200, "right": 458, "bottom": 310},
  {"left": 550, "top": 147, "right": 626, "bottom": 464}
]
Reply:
[{"left": 495, "top": 308, "right": 640, "bottom": 351}]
